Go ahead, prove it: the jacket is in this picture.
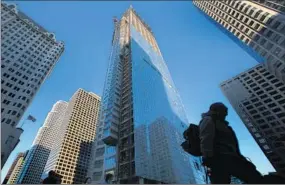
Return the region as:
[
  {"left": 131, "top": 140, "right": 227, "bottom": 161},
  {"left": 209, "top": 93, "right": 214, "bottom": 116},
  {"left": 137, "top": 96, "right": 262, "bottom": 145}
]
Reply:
[{"left": 199, "top": 112, "right": 241, "bottom": 158}]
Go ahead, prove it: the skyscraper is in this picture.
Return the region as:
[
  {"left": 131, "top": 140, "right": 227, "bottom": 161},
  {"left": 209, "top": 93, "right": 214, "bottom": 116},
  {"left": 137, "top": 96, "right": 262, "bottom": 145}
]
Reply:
[
  {"left": 193, "top": 0, "right": 285, "bottom": 83},
  {"left": 42, "top": 89, "right": 101, "bottom": 184},
  {"left": 2, "top": 152, "right": 25, "bottom": 184},
  {"left": 16, "top": 101, "right": 68, "bottom": 184},
  {"left": 193, "top": 0, "right": 285, "bottom": 176},
  {"left": 6, "top": 151, "right": 29, "bottom": 184},
  {"left": 1, "top": 2, "right": 64, "bottom": 168},
  {"left": 252, "top": 0, "right": 285, "bottom": 13},
  {"left": 87, "top": 7, "right": 205, "bottom": 184},
  {"left": 221, "top": 64, "right": 285, "bottom": 176}
]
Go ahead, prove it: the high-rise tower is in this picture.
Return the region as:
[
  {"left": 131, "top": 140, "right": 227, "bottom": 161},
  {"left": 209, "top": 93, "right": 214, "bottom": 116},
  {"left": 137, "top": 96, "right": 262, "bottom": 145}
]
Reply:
[
  {"left": 6, "top": 151, "right": 29, "bottom": 184},
  {"left": 16, "top": 101, "right": 68, "bottom": 184},
  {"left": 220, "top": 64, "right": 285, "bottom": 176},
  {"left": 42, "top": 89, "right": 101, "bottom": 184},
  {"left": 1, "top": 2, "right": 64, "bottom": 167},
  {"left": 88, "top": 7, "right": 205, "bottom": 184},
  {"left": 2, "top": 152, "right": 25, "bottom": 184},
  {"left": 193, "top": 0, "right": 285, "bottom": 83}
]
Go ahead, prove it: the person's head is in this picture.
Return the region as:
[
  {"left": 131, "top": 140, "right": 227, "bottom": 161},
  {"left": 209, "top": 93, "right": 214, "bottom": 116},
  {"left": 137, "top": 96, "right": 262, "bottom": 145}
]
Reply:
[
  {"left": 105, "top": 173, "right": 113, "bottom": 183},
  {"left": 209, "top": 102, "right": 228, "bottom": 120},
  {"left": 84, "top": 177, "right": 91, "bottom": 184},
  {"left": 48, "top": 170, "right": 56, "bottom": 177}
]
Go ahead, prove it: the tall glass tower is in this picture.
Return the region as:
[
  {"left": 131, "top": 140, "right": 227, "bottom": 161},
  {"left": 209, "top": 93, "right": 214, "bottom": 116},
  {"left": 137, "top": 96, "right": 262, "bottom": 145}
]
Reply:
[{"left": 88, "top": 7, "right": 205, "bottom": 184}]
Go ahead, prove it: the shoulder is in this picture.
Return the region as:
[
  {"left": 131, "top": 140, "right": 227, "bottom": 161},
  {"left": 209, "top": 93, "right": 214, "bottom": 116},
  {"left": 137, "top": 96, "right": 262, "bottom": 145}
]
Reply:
[{"left": 200, "top": 116, "right": 214, "bottom": 124}]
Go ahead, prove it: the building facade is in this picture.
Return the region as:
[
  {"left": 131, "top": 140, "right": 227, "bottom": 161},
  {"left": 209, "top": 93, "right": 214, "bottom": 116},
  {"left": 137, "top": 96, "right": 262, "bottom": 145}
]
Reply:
[
  {"left": 221, "top": 64, "right": 285, "bottom": 176},
  {"left": 2, "top": 152, "right": 25, "bottom": 184},
  {"left": 87, "top": 7, "right": 205, "bottom": 184},
  {"left": 6, "top": 151, "right": 29, "bottom": 184},
  {"left": 16, "top": 101, "right": 68, "bottom": 184},
  {"left": 1, "top": 2, "right": 64, "bottom": 168},
  {"left": 42, "top": 89, "right": 101, "bottom": 184},
  {"left": 193, "top": 0, "right": 285, "bottom": 83},
  {"left": 252, "top": 0, "right": 285, "bottom": 13}
]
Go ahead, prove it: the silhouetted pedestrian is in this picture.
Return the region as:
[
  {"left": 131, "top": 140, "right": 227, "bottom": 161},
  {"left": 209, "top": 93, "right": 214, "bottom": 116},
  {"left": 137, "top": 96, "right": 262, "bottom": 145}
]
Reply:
[
  {"left": 104, "top": 173, "right": 114, "bottom": 184},
  {"left": 42, "top": 171, "right": 58, "bottom": 184},
  {"left": 84, "top": 177, "right": 92, "bottom": 184},
  {"left": 199, "top": 102, "right": 264, "bottom": 184}
]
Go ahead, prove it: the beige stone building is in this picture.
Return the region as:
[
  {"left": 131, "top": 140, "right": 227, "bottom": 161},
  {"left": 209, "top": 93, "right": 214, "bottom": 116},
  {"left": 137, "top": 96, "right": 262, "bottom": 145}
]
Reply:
[
  {"left": 2, "top": 152, "right": 25, "bottom": 184},
  {"left": 43, "top": 89, "right": 101, "bottom": 184},
  {"left": 7, "top": 151, "right": 28, "bottom": 184}
]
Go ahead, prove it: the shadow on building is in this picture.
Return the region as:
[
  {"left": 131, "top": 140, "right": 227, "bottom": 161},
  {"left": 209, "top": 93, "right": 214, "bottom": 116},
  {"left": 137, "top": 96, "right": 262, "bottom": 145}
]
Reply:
[
  {"left": 72, "top": 141, "right": 93, "bottom": 184},
  {"left": 16, "top": 145, "right": 51, "bottom": 184}
]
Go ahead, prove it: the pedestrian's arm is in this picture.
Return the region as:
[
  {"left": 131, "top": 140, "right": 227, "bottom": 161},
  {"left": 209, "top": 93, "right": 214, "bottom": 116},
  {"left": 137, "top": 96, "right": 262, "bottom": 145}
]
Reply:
[{"left": 199, "top": 117, "right": 215, "bottom": 158}]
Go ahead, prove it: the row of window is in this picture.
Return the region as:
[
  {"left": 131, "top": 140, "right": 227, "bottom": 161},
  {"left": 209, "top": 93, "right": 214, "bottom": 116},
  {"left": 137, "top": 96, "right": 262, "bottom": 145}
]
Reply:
[{"left": 199, "top": 0, "right": 285, "bottom": 57}]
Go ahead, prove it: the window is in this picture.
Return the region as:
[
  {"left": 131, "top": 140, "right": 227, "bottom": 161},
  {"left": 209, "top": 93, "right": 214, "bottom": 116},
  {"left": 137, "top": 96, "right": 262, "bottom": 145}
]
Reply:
[
  {"left": 274, "top": 47, "right": 281, "bottom": 55},
  {"left": 95, "top": 148, "right": 105, "bottom": 156},
  {"left": 259, "top": 27, "right": 267, "bottom": 35},
  {"left": 5, "top": 136, "right": 14, "bottom": 145},
  {"left": 266, "top": 17, "right": 273, "bottom": 25},
  {"left": 254, "top": 10, "right": 262, "bottom": 19},
  {"left": 249, "top": 20, "right": 254, "bottom": 26},
  {"left": 266, "top": 30, "right": 273, "bottom": 38},
  {"left": 265, "top": 42, "right": 273, "bottom": 50},
  {"left": 259, "top": 38, "right": 266, "bottom": 45}
]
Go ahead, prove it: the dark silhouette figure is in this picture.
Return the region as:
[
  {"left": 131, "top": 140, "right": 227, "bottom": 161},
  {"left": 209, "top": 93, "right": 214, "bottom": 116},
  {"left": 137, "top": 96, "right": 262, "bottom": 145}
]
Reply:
[
  {"left": 105, "top": 173, "right": 114, "bottom": 184},
  {"left": 42, "top": 171, "right": 61, "bottom": 184},
  {"left": 84, "top": 177, "right": 92, "bottom": 184},
  {"left": 199, "top": 102, "right": 264, "bottom": 184}
]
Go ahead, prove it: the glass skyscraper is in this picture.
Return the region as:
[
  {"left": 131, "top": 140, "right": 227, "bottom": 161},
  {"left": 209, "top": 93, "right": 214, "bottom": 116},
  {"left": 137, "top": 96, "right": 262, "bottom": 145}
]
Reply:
[{"left": 88, "top": 7, "right": 205, "bottom": 184}]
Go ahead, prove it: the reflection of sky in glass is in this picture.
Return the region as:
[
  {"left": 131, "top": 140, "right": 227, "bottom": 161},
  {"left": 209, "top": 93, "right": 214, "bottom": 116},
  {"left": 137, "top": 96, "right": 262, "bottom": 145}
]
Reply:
[
  {"left": 131, "top": 25, "right": 205, "bottom": 184},
  {"left": 98, "top": 27, "right": 121, "bottom": 181}
]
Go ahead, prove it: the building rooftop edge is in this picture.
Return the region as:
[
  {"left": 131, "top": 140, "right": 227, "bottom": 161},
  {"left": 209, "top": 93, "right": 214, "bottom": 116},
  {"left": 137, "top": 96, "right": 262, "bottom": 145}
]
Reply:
[{"left": 2, "top": 2, "right": 64, "bottom": 45}]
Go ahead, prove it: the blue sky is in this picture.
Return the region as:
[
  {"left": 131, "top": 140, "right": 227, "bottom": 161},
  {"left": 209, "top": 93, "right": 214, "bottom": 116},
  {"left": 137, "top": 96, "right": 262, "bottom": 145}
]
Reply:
[{"left": 2, "top": 1, "right": 275, "bottom": 179}]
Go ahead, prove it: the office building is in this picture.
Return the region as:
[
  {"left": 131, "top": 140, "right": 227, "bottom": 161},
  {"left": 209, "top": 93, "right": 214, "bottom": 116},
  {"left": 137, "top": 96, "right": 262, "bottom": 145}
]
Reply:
[
  {"left": 2, "top": 152, "right": 25, "bottom": 184},
  {"left": 1, "top": 2, "right": 64, "bottom": 168},
  {"left": 6, "top": 151, "right": 29, "bottom": 184},
  {"left": 42, "top": 89, "right": 101, "bottom": 184},
  {"left": 193, "top": 0, "right": 285, "bottom": 83},
  {"left": 221, "top": 64, "right": 285, "bottom": 176},
  {"left": 87, "top": 7, "right": 205, "bottom": 184},
  {"left": 252, "top": 0, "right": 285, "bottom": 13},
  {"left": 16, "top": 101, "right": 68, "bottom": 184}
]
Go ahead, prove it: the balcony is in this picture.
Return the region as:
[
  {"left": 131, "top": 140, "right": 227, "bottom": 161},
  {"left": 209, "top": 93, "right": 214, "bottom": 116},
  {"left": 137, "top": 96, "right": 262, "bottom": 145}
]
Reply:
[
  {"left": 102, "top": 132, "right": 118, "bottom": 146},
  {"left": 102, "top": 126, "right": 118, "bottom": 146}
]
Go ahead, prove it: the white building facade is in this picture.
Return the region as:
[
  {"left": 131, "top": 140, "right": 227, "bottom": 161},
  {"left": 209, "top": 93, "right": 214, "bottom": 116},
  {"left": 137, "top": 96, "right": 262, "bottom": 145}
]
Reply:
[
  {"left": 1, "top": 2, "right": 64, "bottom": 168},
  {"left": 16, "top": 101, "right": 68, "bottom": 184}
]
